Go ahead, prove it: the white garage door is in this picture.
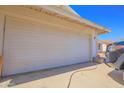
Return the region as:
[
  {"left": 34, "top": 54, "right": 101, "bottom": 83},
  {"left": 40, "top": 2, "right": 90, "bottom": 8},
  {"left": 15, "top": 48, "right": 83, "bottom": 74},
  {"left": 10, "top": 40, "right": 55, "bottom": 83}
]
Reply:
[{"left": 3, "top": 16, "right": 91, "bottom": 76}]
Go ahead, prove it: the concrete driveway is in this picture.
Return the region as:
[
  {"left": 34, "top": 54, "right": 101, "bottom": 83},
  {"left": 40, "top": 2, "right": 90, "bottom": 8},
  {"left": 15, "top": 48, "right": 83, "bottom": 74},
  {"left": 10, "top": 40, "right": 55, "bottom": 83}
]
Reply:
[{"left": 0, "top": 62, "right": 124, "bottom": 88}]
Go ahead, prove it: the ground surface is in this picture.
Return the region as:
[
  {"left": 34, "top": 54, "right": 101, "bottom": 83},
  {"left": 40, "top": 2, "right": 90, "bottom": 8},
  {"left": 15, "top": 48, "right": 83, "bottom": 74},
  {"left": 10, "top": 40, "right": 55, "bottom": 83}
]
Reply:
[{"left": 0, "top": 62, "right": 124, "bottom": 88}]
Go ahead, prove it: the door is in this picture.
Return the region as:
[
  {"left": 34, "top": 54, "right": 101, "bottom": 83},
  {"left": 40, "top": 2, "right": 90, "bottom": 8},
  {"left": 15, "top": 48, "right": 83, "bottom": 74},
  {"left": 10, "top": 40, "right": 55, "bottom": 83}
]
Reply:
[{"left": 3, "top": 16, "right": 91, "bottom": 76}]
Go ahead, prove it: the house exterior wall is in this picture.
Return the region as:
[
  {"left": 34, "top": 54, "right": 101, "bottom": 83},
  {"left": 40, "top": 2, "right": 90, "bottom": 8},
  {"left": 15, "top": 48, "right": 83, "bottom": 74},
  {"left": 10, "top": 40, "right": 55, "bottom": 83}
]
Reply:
[
  {"left": 91, "top": 30, "right": 98, "bottom": 59},
  {"left": 0, "top": 6, "right": 95, "bottom": 58},
  {"left": 0, "top": 6, "right": 99, "bottom": 76}
]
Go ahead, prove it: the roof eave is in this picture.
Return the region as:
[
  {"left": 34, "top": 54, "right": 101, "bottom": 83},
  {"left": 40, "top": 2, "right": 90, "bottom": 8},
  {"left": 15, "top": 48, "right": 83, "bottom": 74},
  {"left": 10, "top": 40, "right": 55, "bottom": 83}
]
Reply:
[
  {"left": 98, "top": 29, "right": 111, "bottom": 35},
  {"left": 24, "top": 5, "right": 111, "bottom": 35}
]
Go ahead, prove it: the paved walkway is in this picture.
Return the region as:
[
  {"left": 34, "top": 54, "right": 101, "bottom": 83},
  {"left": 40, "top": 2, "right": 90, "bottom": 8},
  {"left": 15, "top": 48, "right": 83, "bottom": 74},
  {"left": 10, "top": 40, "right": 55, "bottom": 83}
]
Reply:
[{"left": 0, "top": 62, "right": 124, "bottom": 88}]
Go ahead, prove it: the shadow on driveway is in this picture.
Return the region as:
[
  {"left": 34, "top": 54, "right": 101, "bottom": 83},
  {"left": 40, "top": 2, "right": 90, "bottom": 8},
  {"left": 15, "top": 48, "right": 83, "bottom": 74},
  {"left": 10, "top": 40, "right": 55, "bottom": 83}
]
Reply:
[
  {"left": 0, "top": 62, "right": 98, "bottom": 87},
  {"left": 108, "top": 70, "right": 124, "bottom": 85}
]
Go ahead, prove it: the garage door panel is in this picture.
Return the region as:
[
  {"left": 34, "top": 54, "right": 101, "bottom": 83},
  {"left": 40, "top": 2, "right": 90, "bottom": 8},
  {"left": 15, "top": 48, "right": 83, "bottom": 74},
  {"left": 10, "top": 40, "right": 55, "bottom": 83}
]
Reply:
[{"left": 3, "top": 16, "right": 90, "bottom": 76}]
